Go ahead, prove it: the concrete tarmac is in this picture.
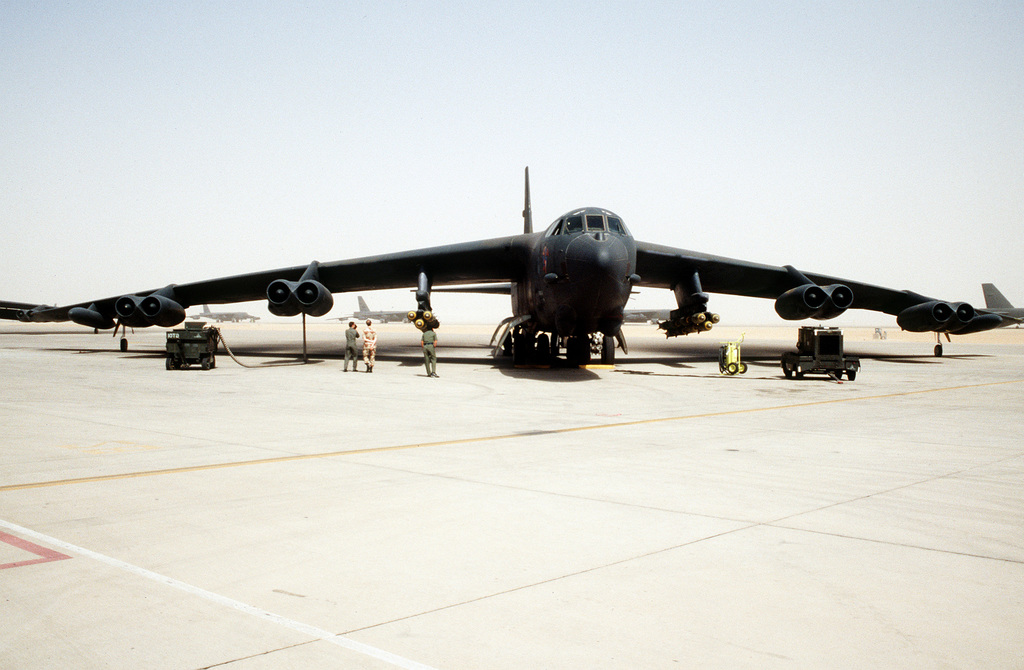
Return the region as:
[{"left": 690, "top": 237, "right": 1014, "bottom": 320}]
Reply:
[{"left": 2, "top": 322, "right": 1023, "bottom": 669}]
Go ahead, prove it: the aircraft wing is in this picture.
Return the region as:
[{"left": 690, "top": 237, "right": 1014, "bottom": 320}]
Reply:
[
  {"left": 635, "top": 241, "right": 1005, "bottom": 332},
  {"left": 11, "top": 235, "right": 534, "bottom": 325}
]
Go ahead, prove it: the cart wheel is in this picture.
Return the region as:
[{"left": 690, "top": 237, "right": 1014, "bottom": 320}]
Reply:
[
  {"left": 209, "top": 354, "right": 216, "bottom": 369},
  {"left": 783, "top": 365, "right": 792, "bottom": 379},
  {"left": 166, "top": 356, "right": 173, "bottom": 371},
  {"left": 201, "top": 358, "right": 210, "bottom": 370},
  {"left": 833, "top": 370, "right": 843, "bottom": 380},
  {"left": 738, "top": 362, "right": 748, "bottom": 374},
  {"left": 726, "top": 362, "right": 738, "bottom": 375},
  {"left": 847, "top": 369, "right": 857, "bottom": 381}
]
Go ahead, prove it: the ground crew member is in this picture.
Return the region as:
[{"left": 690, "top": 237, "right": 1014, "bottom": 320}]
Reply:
[
  {"left": 421, "top": 326, "right": 438, "bottom": 377},
  {"left": 362, "top": 319, "right": 377, "bottom": 373},
  {"left": 344, "top": 321, "right": 360, "bottom": 371}
]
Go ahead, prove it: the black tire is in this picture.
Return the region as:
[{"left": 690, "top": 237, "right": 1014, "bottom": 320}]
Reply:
[
  {"left": 738, "top": 362, "right": 748, "bottom": 374},
  {"left": 934, "top": 344, "right": 943, "bottom": 357},
  {"left": 726, "top": 362, "right": 738, "bottom": 375},
  {"left": 535, "top": 333, "right": 550, "bottom": 362},
  {"left": 120, "top": 338, "right": 128, "bottom": 352},
  {"left": 166, "top": 356, "right": 173, "bottom": 371},
  {"left": 847, "top": 369, "right": 857, "bottom": 381},
  {"left": 600, "top": 335, "right": 615, "bottom": 364}
]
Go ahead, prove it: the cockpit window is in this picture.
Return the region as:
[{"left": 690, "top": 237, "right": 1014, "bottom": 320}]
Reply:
[
  {"left": 607, "top": 217, "right": 625, "bottom": 234},
  {"left": 548, "top": 219, "right": 563, "bottom": 236},
  {"left": 585, "top": 215, "right": 605, "bottom": 232},
  {"left": 564, "top": 215, "right": 583, "bottom": 233}
]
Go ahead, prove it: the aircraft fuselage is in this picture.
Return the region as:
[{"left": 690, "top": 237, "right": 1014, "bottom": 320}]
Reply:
[{"left": 513, "top": 208, "right": 637, "bottom": 338}]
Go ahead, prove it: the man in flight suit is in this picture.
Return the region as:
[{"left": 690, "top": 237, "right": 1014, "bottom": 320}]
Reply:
[
  {"left": 421, "top": 327, "right": 438, "bottom": 377},
  {"left": 344, "top": 321, "right": 361, "bottom": 371}
]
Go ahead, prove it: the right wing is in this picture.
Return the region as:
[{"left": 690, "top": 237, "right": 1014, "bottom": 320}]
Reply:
[{"left": 8, "top": 235, "right": 535, "bottom": 327}]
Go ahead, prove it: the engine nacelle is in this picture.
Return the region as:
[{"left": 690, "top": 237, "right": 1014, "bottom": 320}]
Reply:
[
  {"left": 267, "top": 279, "right": 334, "bottom": 317},
  {"left": 896, "top": 301, "right": 955, "bottom": 332},
  {"left": 949, "top": 312, "right": 1003, "bottom": 334},
  {"left": 774, "top": 284, "right": 827, "bottom": 320},
  {"left": 267, "top": 279, "right": 302, "bottom": 316},
  {"left": 69, "top": 306, "right": 115, "bottom": 330},
  {"left": 140, "top": 294, "right": 186, "bottom": 327},
  {"left": 295, "top": 279, "right": 334, "bottom": 317}
]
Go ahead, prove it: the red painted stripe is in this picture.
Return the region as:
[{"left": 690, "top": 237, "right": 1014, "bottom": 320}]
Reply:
[{"left": 0, "top": 530, "right": 72, "bottom": 569}]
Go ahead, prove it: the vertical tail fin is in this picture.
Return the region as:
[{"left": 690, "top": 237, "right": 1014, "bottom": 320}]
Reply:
[
  {"left": 523, "top": 166, "right": 533, "bottom": 234},
  {"left": 357, "top": 296, "right": 370, "bottom": 312},
  {"left": 982, "top": 283, "right": 1013, "bottom": 309}
]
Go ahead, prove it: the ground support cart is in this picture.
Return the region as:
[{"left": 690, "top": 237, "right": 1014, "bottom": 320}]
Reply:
[
  {"left": 718, "top": 333, "right": 748, "bottom": 375},
  {"left": 781, "top": 326, "right": 860, "bottom": 380},
  {"left": 166, "top": 322, "right": 219, "bottom": 370}
]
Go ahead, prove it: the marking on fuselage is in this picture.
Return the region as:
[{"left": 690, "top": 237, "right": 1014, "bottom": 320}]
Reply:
[{"left": 2, "top": 378, "right": 1022, "bottom": 494}]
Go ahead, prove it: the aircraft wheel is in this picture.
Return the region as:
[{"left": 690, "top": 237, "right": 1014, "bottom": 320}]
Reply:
[
  {"left": 726, "top": 362, "right": 738, "bottom": 375},
  {"left": 567, "top": 336, "right": 590, "bottom": 366},
  {"left": 738, "top": 362, "right": 748, "bottom": 374},
  {"left": 934, "top": 344, "right": 943, "bottom": 357},
  {"left": 120, "top": 338, "right": 128, "bottom": 352},
  {"left": 600, "top": 335, "right": 615, "bottom": 364},
  {"left": 535, "top": 333, "right": 550, "bottom": 362}
]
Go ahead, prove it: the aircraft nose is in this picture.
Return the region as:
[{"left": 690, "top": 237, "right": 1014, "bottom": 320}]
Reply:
[{"left": 565, "top": 233, "right": 629, "bottom": 282}]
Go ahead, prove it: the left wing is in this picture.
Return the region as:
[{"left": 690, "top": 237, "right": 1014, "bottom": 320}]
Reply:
[{"left": 635, "top": 241, "right": 1005, "bottom": 334}]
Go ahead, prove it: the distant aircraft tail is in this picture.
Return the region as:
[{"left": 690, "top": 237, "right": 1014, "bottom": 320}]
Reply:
[
  {"left": 357, "top": 296, "right": 370, "bottom": 312},
  {"left": 202, "top": 304, "right": 212, "bottom": 312},
  {"left": 523, "top": 166, "right": 533, "bottom": 234},
  {"left": 982, "top": 284, "right": 1013, "bottom": 309}
]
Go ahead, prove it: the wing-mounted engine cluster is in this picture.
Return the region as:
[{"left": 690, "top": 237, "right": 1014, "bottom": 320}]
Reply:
[
  {"left": 267, "top": 260, "right": 334, "bottom": 317},
  {"left": 896, "top": 297, "right": 1002, "bottom": 334},
  {"left": 774, "top": 266, "right": 854, "bottom": 321},
  {"left": 103, "top": 286, "right": 187, "bottom": 328}
]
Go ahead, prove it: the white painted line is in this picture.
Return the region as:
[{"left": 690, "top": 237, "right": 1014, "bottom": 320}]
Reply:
[{"left": 0, "top": 518, "right": 438, "bottom": 670}]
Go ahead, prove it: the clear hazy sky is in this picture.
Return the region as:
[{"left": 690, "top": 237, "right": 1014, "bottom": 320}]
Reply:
[{"left": 2, "top": 2, "right": 1021, "bottom": 325}]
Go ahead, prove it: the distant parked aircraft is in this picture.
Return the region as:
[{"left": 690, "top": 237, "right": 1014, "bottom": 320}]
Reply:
[
  {"left": 189, "top": 304, "right": 260, "bottom": 323},
  {"left": 981, "top": 284, "right": 1024, "bottom": 326},
  {"left": 336, "top": 296, "right": 410, "bottom": 323}
]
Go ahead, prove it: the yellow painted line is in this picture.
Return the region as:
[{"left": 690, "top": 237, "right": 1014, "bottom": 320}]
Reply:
[{"left": 3, "top": 378, "right": 1022, "bottom": 493}]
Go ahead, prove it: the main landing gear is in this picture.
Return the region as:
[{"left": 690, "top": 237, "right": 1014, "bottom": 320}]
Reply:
[{"left": 503, "top": 326, "right": 617, "bottom": 368}]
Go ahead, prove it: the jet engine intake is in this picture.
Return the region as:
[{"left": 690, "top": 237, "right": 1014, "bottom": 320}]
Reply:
[{"left": 774, "top": 284, "right": 854, "bottom": 321}]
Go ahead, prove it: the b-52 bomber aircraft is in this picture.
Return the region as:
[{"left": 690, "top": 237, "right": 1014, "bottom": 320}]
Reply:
[{"left": 3, "top": 168, "right": 1009, "bottom": 364}]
